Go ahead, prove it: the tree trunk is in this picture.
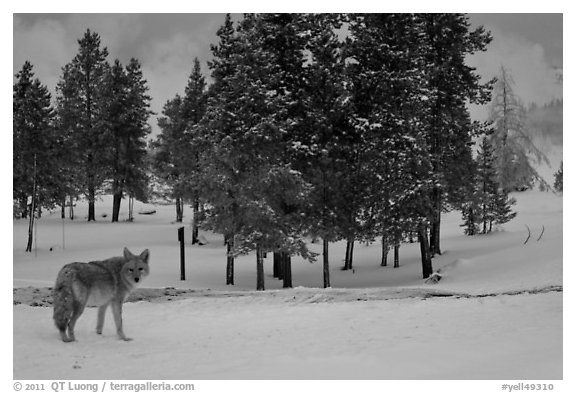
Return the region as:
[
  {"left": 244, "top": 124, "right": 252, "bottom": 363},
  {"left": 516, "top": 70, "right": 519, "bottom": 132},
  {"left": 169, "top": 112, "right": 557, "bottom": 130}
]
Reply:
[
  {"left": 323, "top": 238, "right": 330, "bottom": 288},
  {"left": 346, "top": 237, "right": 355, "bottom": 270},
  {"left": 175, "top": 197, "right": 183, "bottom": 222},
  {"left": 482, "top": 201, "right": 488, "bottom": 234},
  {"left": 26, "top": 200, "right": 35, "bottom": 252},
  {"left": 282, "top": 252, "right": 292, "bottom": 288},
  {"left": 344, "top": 237, "right": 355, "bottom": 270},
  {"left": 26, "top": 155, "right": 37, "bottom": 252},
  {"left": 69, "top": 195, "right": 75, "bottom": 220},
  {"left": 112, "top": 187, "right": 122, "bottom": 222},
  {"left": 394, "top": 243, "right": 400, "bottom": 268},
  {"left": 429, "top": 187, "right": 442, "bottom": 255},
  {"left": 344, "top": 240, "right": 350, "bottom": 270},
  {"left": 418, "top": 222, "right": 433, "bottom": 279},
  {"left": 273, "top": 252, "right": 282, "bottom": 279},
  {"left": 191, "top": 197, "right": 199, "bottom": 244},
  {"left": 128, "top": 196, "right": 134, "bottom": 222},
  {"left": 61, "top": 199, "right": 66, "bottom": 219},
  {"left": 256, "top": 245, "right": 265, "bottom": 291},
  {"left": 226, "top": 234, "right": 234, "bottom": 285},
  {"left": 87, "top": 185, "right": 96, "bottom": 221},
  {"left": 381, "top": 235, "right": 389, "bottom": 267}
]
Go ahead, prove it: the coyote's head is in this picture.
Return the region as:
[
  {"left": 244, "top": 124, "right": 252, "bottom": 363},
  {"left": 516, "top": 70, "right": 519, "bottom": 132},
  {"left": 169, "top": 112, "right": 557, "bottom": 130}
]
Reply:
[{"left": 121, "top": 247, "right": 150, "bottom": 287}]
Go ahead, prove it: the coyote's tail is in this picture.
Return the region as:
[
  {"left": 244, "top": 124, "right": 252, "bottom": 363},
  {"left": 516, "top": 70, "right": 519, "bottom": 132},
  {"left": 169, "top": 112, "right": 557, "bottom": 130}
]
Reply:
[{"left": 52, "top": 267, "right": 75, "bottom": 333}]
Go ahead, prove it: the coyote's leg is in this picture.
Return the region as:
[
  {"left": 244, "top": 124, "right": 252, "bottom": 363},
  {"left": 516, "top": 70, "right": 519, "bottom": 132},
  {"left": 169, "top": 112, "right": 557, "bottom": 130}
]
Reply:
[
  {"left": 111, "top": 301, "right": 132, "bottom": 341},
  {"left": 96, "top": 304, "right": 108, "bottom": 335},
  {"left": 67, "top": 300, "right": 86, "bottom": 342}
]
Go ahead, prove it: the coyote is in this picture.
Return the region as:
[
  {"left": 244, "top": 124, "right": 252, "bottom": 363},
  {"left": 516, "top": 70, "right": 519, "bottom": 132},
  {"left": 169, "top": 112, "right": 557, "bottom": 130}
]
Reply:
[{"left": 52, "top": 247, "right": 150, "bottom": 342}]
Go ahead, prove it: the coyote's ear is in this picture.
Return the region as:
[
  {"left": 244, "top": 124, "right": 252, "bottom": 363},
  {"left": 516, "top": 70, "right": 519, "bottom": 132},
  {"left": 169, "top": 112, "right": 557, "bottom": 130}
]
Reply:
[
  {"left": 140, "top": 249, "right": 150, "bottom": 264},
  {"left": 123, "top": 247, "right": 134, "bottom": 259}
]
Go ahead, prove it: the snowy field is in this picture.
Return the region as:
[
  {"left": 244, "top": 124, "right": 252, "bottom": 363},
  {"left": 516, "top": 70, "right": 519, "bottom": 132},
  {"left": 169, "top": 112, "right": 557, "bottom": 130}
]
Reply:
[{"left": 12, "top": 189, "right": 565, "bottom": 383}]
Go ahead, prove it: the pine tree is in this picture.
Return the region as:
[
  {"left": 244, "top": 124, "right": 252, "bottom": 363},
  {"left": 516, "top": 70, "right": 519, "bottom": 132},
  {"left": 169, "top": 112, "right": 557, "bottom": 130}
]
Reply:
[
  {"left": 199, "top": 13, "right": 242, "bottom": 285},
  {"left": 203, "top": 13, "right": 271, "bottom": 287},
  {"left": 345, "top": 14, "right": 435, "bottom": 277},
  {"left": 54, "top": 63, "right": 84, "bottom": 219},
  {"left": 460, "top": 137, "right": 497, "bottom": 236},
  {"left": 123, "top": 59, "right": 152, "bottom": 205},
  {"left": 199, "top": 14, "right": 315, "bottom": 290},
  {"left": 234, "top": 14, "right": 313, "bottom": 287},
  {"left": 492, "top": 191, "right": 517, "bottom": 226},
  {"left": 488, "top": 66, "right": 549, "bottom": 192},
  {"left": 461, "top": 200, "right": 480, "bottom": 236},
  {"left": 461, "top": 137, "right": 517, "bottom": 234},
  {"left": 151, "top": 95, "right": 188, "bottom": 222},
  {"left": 13, "top": 61, "right": 57, "bottom": 250},
  {"left": 475, "top": 137, "right": 500, "bottom": 233},
  {"left": 104, "top": 58, "right": 152, "bottom": 222},
  {"left": 297, "top": 13, "right": 349, "bottom": 287},
  {"left": 103, "top": 60, "right": 129, "bottom": 221},
  {"left": 250, "top": 13, "right": 314, "bottom": 288},
  {"left": 181, "top": 58, "right": 207, "bottom": 243},
  {"left": 418, "top": 13, "right": 494, "bottom": 256},
  {"left": 150, "top": 59, "right": 206, "bottom": 224},
  {"left": 56, "top": 29, "right": 110, "bottom": 221},
  {"left": 553, "top": 161, "right": 563, "bottom": 192}
]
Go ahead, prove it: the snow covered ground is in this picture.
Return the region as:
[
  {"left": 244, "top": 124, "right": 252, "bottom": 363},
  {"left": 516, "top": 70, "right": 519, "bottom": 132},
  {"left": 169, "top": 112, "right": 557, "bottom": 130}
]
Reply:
[
  {"left": 13, "top": 291, "right": 562, "bottom": 380},
  {"left": 11, "top": 189, "right": 565, "bottom": 384}
]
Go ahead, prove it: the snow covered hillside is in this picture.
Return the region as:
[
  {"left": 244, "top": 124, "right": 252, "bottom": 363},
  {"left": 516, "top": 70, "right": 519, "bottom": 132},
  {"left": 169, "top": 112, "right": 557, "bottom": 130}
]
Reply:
[{"left": 13, "top": 189, "right": 563, "bottom": 380}]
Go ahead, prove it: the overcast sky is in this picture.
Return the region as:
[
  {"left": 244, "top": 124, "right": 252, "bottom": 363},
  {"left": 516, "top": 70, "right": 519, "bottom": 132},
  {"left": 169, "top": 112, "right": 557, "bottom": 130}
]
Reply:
[{"left": 12, "top": 13, "right": 563, "bottom": 137}]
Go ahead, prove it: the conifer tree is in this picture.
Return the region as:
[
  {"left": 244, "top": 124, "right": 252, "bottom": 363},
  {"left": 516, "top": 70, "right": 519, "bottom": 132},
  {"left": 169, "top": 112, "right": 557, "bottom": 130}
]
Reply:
[
  {"left": 181, "top": 58, "right": 207, "bottom": 243},
  {"left": 199, "top": 14, "right": 314, "bottom": 289},
  {"left": 493, "top": 190, "right": 517, "bottom": 226},
  {"left": 418, "top": 13, "right": 494, "bottom": 255},
  {"left": 461, "top": 200, "right": 480, "bottom": 236},
  {"left": 461, "top": 137, "right": 495, "bottom": 236},
  {"left": 54, "top": 63, "right": 84, "bottom": 219},
  {"left": 13, "top": 61, "right": 57, "bottom": 250},
  {"left": 475, "top": 137, "right": 500, "bottom": 233},
  {"left": 461, "top": 137, "right": 517, "bottom": 235},
  {"left": 345, "top": 13, "right": 435, "bottom": 277},
  {"left": 198, "top": 13, "right": 242, "bottom": 285},
  {"left": 151, "top": 59, "right": 206, "bottom": 224},
  {"left": 123, "top": 59, "right": 152, "bottom": 203},
  {"left": 151, "top": 95, "right": 188, "bottom": 222},
  {"left": 251, "top": 13, "right": 314, "bottom": 288},
  {"left": 151, "top": 62, "right": 205, "bottom": 224},
  {"left": 295, "top": 13, "right": 349, "bottom": 288},
  {"left": 56, "top": 29, "right": 110, "bottom": 221},
  {"left": 103, "top": 60, "right": 129, "bottom": 221},
  {"left": 105, "top": 58, "right": 152, "bottom": 222},
  {"left": 488, "top": 66, "right": 549, "bottom": 192}
]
